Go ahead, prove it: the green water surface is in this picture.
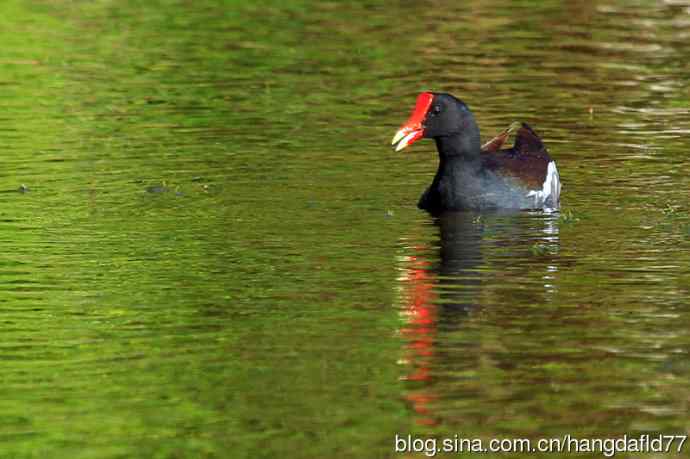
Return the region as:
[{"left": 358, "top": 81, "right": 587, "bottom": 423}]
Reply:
[{"left": 0, "top": 1, "right": 689, "bottom": 458}]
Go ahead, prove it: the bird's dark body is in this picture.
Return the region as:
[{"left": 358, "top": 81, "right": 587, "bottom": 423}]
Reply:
[
  {"left": 418, "top": 123, "right": 555, "bottom": 212},
  {"left": 418, "top": 162, "right": 532, "bottom": 212}
]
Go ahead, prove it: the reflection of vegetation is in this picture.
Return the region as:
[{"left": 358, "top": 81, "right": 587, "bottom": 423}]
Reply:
[{"left": 0, "top": 0, "right": 687, "bottom": 458}]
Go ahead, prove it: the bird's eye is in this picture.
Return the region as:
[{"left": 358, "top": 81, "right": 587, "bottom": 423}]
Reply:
[{"left": 432, "top": 105, "right": 442, "bottom": 114}]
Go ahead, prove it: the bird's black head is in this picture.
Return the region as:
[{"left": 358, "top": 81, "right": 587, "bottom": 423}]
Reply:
[{"left": 391, "top": 92, "right": 480, "bottom": 156}]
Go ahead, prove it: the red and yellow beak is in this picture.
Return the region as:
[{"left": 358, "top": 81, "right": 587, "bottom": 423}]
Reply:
[{"left": 391, "top": 92, "right": 434, "bottom": 152}]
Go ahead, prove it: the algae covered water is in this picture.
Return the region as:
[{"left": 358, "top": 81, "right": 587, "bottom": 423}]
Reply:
[{"left": 0, "top": 1, "right": 689, "bottom": 458}]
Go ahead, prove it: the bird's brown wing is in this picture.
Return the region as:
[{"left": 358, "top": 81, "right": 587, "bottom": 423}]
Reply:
[
  {"left": 480, "top": 121, "right": 521, "bottom": 153},
  {"left": 481, "top": 123, "right": 552, "bottom": 189},
  {"left": 481, "top": 130, "right": 510, "bottom": 153}
]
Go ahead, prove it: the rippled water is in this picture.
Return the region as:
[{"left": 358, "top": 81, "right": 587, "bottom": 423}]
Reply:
[{"left": 1, "top": 1, "right": 689, "bottom": 458}]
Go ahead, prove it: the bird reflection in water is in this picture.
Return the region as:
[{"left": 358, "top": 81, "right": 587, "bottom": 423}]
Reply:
[{"left": 396, "top": 211, "right": 560, "bottom": 426}]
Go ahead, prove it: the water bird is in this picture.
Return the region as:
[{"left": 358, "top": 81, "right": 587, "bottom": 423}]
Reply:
[{"left": 392, "top": 92, "right": 561, "bottom": 212}]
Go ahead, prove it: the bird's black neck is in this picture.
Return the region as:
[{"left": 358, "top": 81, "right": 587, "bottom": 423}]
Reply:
[
  {"left": 433, "top": 130, "right": 482, "bottom": 176},
  {"left": 418, "top": 131, "right": 484, "bottom": 212},
  {"left": 434, "top": 123, "right": 481, "bottom": 156}
]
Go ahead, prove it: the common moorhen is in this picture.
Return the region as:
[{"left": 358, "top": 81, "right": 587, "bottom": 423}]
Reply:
[{"left": 392, "top": 92, "right": 561, "bottom": 212}]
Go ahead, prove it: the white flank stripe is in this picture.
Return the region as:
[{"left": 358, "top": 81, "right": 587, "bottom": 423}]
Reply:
[{"left": 526, "top": 161, "right": 561, "bottom": 209}]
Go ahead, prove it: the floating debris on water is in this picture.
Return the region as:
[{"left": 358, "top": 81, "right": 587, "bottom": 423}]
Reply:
[{"left": 146, "top": 184, "right": 169, "bottom": 194}]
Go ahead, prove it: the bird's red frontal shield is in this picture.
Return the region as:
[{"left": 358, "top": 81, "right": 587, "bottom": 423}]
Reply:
[{"left": 391, "top": 92, "right": 433, "bottom": 151}]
